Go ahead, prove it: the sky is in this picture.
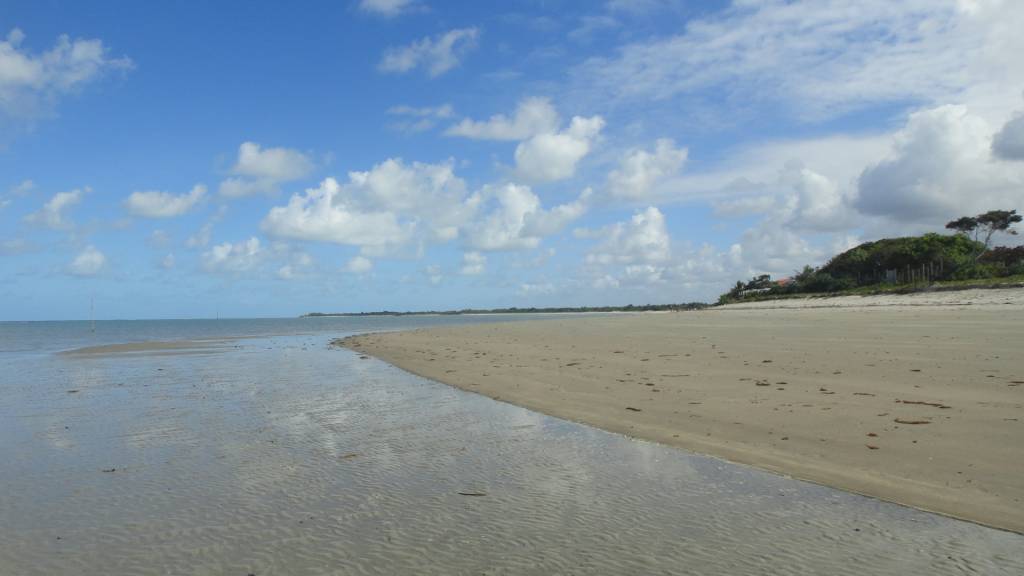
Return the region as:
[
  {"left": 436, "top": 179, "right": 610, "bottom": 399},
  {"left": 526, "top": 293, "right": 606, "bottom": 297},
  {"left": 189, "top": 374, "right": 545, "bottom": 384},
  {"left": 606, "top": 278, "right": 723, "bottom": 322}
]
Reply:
[{"left": 1, "top": 0, "right": 1023, "bottom": 320}]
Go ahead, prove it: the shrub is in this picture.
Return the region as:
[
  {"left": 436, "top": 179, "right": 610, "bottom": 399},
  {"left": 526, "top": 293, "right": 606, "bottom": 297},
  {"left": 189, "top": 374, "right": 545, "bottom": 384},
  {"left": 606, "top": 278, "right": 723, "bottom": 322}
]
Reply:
[
  {"left": 980, "top": 246, "right": 1024, "bottom": 267},
  {"left": 951, "top": 263, "right": 1001, "bottom": 280},
  {"left": 820, "top": 233, "right": 982, "bottom": 283}
]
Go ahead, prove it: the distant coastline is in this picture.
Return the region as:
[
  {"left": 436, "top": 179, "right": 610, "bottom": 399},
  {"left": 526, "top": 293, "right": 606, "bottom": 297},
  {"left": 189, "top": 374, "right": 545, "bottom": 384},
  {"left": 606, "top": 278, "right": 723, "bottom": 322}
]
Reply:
[{"left": 301, "top": 302, "right": 707, "bottom": 318}]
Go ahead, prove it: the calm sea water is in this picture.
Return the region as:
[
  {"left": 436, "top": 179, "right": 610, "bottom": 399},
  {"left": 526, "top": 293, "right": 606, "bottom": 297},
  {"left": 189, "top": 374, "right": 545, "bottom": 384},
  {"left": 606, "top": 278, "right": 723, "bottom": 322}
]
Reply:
[{"left": 1, "top": 316, "right": 1023, "bottom": 575}]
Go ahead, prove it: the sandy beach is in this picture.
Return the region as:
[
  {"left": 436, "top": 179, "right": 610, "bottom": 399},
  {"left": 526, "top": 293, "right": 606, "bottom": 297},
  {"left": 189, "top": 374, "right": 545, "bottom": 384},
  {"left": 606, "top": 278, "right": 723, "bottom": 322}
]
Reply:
[{"left": 342, "top": 289, "right": 1024, "bottom": 533}]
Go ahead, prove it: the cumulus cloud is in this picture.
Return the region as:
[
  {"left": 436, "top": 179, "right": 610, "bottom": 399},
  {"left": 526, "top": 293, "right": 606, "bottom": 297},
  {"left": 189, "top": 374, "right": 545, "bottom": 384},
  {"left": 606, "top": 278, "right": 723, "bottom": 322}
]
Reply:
[
  {"left": 0, "top": 28, "right": 132, "bottom": 121},
  {"left": 515, "top": 115, "right": 604, "bottom": 182},
  {"left": 125, "top": 184, "right": 206, "bottom": 218},
  {"left": 446, "top": 97, "right": 560, "bottom": 140},
  {"left": 583, "top": 206, "right": 670, "bottom": 265},
  {"left": 219, "top": 142, "right": 314, "bottom": 198},
  {"left": 263, "top": 158, "right": 483, "bottom": 252},
  {"left": 460, "top": 251, "right": 486, "bottom": 275},
  {"left": 856, "top": 104, "right": 1024, "bottom": 225},
  {"left": 607, "top": 138, "right": 688, "bottom": 200},
  {"left": 67, "top": 245, "right": 105, "bottom": 276},
  {"left": 262, "top": 177, "right": 410, "bottom": 248},
  {"left": 778, "top": 163, "right": 852, "bottom": 231},
  {"left": 444, "top": 98, "right": 603, "bottom": 182},
  {"left": 465, "top": 184, "right": 590, "bottom": 251},
  {"left": 160, "top": 253, "right": 175, "bottom": 269},
  {"left": 25, "top": 188, "right": 84, "bottom": 229},
  {"left": 992, "top": 113, "right": 1024, "bottom": 160},
  {"left": 358, "top": 0, "right": 418, "bottom": 17},
  {"left": 726, "top": 224, "right": 823, "bottom": 280},
  {"left": 378, "top": 28, "right": 479, "bottom": 77},
  {"left": 201, "top": 237, "right": 263, "bottom": 273}
]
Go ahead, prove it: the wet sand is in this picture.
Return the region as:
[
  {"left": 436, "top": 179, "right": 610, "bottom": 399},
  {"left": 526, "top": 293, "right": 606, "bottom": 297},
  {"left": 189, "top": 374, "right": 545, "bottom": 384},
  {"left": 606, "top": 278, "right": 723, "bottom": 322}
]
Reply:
[
  {"left": 61, "top": 339, "right": 239, "bottom": 357},
  {"left": 5, "top": 323, "right": 1024, "bottom": 573},
  {"left": 343, "top": 290, "right": 1024, "bottom": 533}
]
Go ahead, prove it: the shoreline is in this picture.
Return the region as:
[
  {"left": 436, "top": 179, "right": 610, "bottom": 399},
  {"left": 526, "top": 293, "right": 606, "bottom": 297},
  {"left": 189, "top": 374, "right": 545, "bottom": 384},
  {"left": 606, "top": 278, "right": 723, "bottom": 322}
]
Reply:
[{"left": 342, "top": 289, "right": 1024, "bottom": 534}]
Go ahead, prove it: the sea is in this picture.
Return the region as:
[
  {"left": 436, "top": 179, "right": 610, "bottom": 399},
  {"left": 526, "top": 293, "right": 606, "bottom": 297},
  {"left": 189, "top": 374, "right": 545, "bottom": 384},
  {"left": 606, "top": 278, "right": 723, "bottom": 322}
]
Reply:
[{"left": 1, "top": 316, "right": 1022, "bottom": 575}]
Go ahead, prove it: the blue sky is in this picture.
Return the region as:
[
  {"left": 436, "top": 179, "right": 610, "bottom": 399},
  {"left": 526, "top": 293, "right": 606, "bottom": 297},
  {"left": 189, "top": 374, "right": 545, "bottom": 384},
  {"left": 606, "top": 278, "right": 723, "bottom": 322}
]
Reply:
[{"left": 2, "top": 0, "right": 1023, "bottom": 320}]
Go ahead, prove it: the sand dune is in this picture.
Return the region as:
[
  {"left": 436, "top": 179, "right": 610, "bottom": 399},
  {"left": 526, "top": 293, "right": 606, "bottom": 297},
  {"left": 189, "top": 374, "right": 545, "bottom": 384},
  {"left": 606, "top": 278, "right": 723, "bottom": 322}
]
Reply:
[{"left": 342, "top": 290, "right": 1024, "bottom": 533}]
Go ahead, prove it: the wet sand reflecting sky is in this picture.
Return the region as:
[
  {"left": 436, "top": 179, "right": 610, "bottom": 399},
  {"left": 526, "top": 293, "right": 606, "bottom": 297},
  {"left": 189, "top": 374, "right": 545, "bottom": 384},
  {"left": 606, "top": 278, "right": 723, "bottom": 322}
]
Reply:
[{"left": 2, "top": 325, "right": 1022, "bottom": 575}]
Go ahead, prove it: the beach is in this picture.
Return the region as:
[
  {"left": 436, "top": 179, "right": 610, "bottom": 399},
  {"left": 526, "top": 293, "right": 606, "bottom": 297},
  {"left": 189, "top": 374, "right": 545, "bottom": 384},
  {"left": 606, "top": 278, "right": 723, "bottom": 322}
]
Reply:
[
  {"left": 342, "top": 288, "right": 1024, "bottom": 533},
  {"left": 4, "top": 316, "right": 1024, "bottom": 573}
]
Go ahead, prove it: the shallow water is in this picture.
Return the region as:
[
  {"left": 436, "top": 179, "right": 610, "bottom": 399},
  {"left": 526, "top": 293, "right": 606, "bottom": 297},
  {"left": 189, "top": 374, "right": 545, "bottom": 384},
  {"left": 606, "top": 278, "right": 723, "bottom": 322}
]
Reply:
[{"left": 2, "top": 318, "right": 1023, "bottom": 575}]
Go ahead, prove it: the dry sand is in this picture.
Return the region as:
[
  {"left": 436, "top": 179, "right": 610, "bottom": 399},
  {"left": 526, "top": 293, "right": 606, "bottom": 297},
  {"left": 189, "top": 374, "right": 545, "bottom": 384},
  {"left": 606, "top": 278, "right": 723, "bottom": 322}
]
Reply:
[{"left": 343, "top": 289, "right": 1024, "bottom": 533}]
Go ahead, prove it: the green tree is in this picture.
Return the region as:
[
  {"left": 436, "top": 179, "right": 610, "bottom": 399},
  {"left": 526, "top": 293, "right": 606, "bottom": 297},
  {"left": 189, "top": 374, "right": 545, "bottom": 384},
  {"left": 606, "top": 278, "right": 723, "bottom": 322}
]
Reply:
[{"left": 946, "top": 209, "right": 1022, "bottom": 260}]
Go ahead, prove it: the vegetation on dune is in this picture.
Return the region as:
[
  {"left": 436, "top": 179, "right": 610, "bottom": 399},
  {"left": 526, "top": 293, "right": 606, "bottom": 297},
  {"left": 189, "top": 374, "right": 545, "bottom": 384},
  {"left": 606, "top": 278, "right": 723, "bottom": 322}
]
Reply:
[{"left": 719, "top": 209, "right": 1023, "bottom": 305}]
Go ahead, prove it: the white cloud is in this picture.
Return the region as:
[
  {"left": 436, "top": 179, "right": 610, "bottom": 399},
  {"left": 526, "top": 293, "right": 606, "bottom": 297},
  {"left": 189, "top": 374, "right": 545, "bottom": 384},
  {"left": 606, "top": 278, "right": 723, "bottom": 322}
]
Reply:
[
  {"left": 186, "top": 206, "right": 227, "bottom": 249},
  {"left": 125, "top": 184, "right": 206, "bottom": 218},
  {"left": 262, "top": 158, "right": 477, "bottom": 251},
  {"left": 445, "top": 98, "right": 603, "bottom": 182},
  {"left": 0, "top": 181, "right": 32, "bottom": 209},
  {"left": 346, "top": 255, "right": 373, "bottom": 274},
  {"left": 992, "top": 112, "right": 1024, "bottom": 160},
  {"left": 573, "top": 1, "right": 1024, "bottom": 120},
  {"left": 607, "top": 138, "right": 688, "bottom": 200},
  {"left": 465, "top": 184, "right": 590, "bottom": 251},
  {"left": 25, "top": 188, "right": 84, "bottom": 229},
  {"left": 778, "top": 163, "right": 853, "bottom": 231},
  {"left": 0, "top": 238, "right": 32, "bottom": 255},
  {"left": 219, "top": 142, "right": 314, "bottom": 198},
  {"left": 515, "top": 115, "right": 604, "bottom": 182},
  {"left": 262, "top": 177, "right": 410, "bottom": 248},
  {"left": 358, "top": 0, "right": 418, "bottom": 17},
  {"left": 276, "top": 251, "right": 314, "bottom": 279},
  {"left": 201, "top": 237, "right": 262, "bottom": 273},
  {"left": 712, "top": 195, "right": 776, "bottom": 218},
  {"left": 147, "top": 229, "right": 171, "bottom": 247},
  {"left": 584, "top": 206, "right": 670, "bottom": 265},
  {"left": 459, "top": 251, "right": 486, "bottom": 275},
  {"left": 160, "top": 253, "right": 175, "bottom": 269},
  {"left": 68, "top": 245, "right": 105, "bottom": 276},
  {"left": 425, "top": 264, "right": 442, "bottom": 284},
  {"left": 186, "top": 221, "right": 214, "bottom": 248},
  {"left": 387, "top": 103, "right": 454, "bottom": 133},
  {"left": 728, "top": 225, "right": 822, "bottom": 279},
  {"left": 856, "top": 104, "right": 1024, "bottom": 224},
  {"left": 9, "top": 179, "right": 34, "bottom": 196},
  {"left": 569, "top": 15, "right": 621, "bottom": 42},
  {"left": 518, "top": 281, "right": 555, "bottom": 295},
  {"left": 0, "top": 28, "right": 132, "bottom": 120},
  {"left": 445, "top": 97, "right": 560, "bottom": 140},
  {"left": 378, "top": 28, "right": 479, "bottom": 77}
]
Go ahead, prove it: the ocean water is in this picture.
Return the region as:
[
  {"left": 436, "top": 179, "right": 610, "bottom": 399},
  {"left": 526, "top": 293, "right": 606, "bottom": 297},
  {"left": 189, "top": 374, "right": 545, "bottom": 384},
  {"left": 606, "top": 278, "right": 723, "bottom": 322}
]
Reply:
[{"left": 1, "top": 317, "right": 1022, "bottom": 575}]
